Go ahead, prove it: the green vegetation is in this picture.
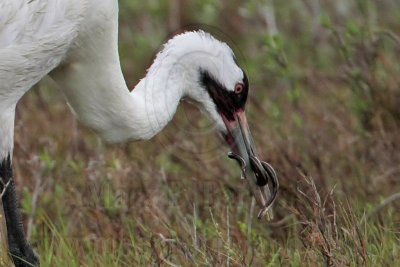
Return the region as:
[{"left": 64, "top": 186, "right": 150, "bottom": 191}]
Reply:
[{"left": 14, "top": 0, "right": 400, "bottom": 266}]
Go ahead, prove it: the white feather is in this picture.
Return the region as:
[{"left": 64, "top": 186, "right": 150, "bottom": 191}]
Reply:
[
  {"left": 0, "top": 0, "right": 86, "bottom": 159},
  {"left": 0, "top": 0, "right": 243, "bottom": 157}
]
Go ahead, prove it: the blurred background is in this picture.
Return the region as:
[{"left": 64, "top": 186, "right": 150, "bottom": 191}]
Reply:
[{"left": 14, "top": 0, "right": 400, "bottom": 266}]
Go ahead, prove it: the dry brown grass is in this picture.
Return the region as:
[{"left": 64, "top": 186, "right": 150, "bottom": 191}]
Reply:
[{"left": 5, "top": 1, "right": 400, "bottom": 266}]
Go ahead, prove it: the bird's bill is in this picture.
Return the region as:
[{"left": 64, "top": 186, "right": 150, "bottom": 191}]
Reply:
[
  {"left": 222, "top": 110, "right": 256, "bottom": 165},
  {"left": 222, "top": 110, "right": 278, "bottom": 219}
]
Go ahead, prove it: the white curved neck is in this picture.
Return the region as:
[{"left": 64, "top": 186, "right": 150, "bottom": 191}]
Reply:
[
  {"left": 50, "top": 0, "right": 186, "bottom": 143},
  {"left": 129, "top": 69, "right": 185, "bottom": 139},
  {"left": 52, "top": 51, "right": 185, "bottom": 143}
]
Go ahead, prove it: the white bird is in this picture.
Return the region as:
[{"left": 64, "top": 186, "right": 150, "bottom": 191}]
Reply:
[{"left": 0, "top": 1, "right": 276, "bottom": 266}]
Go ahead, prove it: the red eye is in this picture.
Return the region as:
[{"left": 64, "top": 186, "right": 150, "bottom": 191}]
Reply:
[{"left": 234, "top": 84, "right": 244, "bottom": 94}]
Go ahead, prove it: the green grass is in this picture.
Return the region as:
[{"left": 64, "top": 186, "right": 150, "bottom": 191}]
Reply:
[{"left": 10, "top": 0, "right": 400, "bottom": 266}]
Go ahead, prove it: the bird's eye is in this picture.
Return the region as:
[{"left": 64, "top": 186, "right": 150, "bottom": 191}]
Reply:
[{"left": 234, "top": 84, "right": 244, "bottom": 94}]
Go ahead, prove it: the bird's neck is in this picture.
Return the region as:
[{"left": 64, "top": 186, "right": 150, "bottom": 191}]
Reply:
[
  {"left": 51, "top": 0, "right": 191, "bottom": 143},
  {"left": 129, "top": 64, "right": 186, "bottom": 141},
  {"left": 52, "top": 49, "right": 185, "bottom": 143}
]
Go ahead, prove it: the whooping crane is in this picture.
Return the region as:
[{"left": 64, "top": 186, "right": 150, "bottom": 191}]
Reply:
[{"left": 0, "top": 1, "right": 277, "bottom": 266}]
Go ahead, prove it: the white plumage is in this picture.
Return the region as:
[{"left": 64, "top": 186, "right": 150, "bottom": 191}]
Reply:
[
  {"left": 0, "top": 0, "right": 84, "bottom": 159},
  {"left": 0, "top": 1, "right": 258, "bottom": 266},
  {"left": 0, "top": 0, "right": 244, "bottom": 154}
]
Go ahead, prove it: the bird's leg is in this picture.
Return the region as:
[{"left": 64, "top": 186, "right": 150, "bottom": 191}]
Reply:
[{"left": 0, "top": 155, "right": 39, "bottom": 267}]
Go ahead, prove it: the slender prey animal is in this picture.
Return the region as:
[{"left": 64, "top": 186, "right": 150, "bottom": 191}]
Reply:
[{"left": 0, "top": 0, "right": 277, "bottom": 266}]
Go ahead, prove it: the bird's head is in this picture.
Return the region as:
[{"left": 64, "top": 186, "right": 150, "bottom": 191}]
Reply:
[
  {"left": 161, "top": 31, "right": 251, "bottom": 149},
  {"left": 157, "top": 31, "right": 277, "bottom": 214}
]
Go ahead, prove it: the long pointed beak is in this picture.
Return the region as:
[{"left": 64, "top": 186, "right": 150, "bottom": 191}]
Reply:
[{"left": 222, "top": 110, "right": 279, "bottom": 219}]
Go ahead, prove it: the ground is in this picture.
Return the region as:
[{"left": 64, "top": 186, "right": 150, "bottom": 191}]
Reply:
[{"left": 11, "top": 1, "right": 400, "bottom": 266}]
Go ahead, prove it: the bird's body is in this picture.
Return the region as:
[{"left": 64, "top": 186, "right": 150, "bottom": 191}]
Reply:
[
  {"left": 1, "top": 0, "right": 242, "bottom": 145},
  {"left": 0, "top": 1, "right": 276, "bottom": 266},
  {"left": 0, "top": 0, "right": 84, "bottom": 158}
]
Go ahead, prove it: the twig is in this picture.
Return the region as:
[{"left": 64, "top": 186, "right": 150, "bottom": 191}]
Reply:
[
  {"left": 0, "top": 200, "right": 15, "bottom": 267},
  {"left": 361, "top": 192, "right": 400, "bottom": 224},
  {"left": 0, "top": 178, "right": 11, "bottom": 199},
  {"left": 26, "top": 156, "right": 46, "bottom": 241},
  {"left": 26, "top": 173, "right": 44, "bottom": 241},
  {"left": 373, "top": 29, "right": 400, "bottom": 47}
]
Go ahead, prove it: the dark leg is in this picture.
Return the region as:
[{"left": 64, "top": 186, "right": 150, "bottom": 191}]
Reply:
[{"left": 0, "top": 155, "right": 39, "bottom": 267}]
